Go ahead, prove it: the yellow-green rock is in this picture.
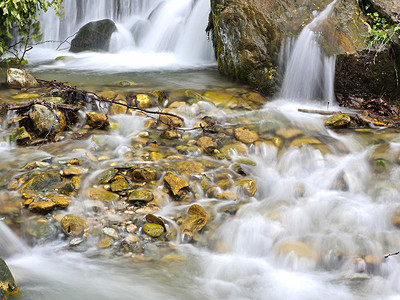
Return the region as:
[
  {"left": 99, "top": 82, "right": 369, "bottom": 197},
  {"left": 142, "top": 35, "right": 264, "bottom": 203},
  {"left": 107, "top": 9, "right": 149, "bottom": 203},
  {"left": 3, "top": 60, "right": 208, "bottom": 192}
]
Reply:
[
  {"left": 130, "top": 167, "right": 157, "bottom": 182},
  {"left": 0, "top": 257, "right": 18, "bottom": 299},
  {"left": 196, "top": 136, "right": 218, "bottom": 153},
  {"left": 6, "top": 68, "right": 38, "bottom": 89},
  {"left": 234, "top": 127, "right": 259, "bottom": 144},
  {"left": 128, "top": 190, "right": 154, "bottom": 202},
  {"left": 8, "top": 126, "right": 31, "bottom": 145},
  {"left": 98, "top": 169, "right": 118, "bottom": 184},
  {"left": 51, "top": 195, "right": 71, "bottom": 208},
  {"left": 86, "top": 112, "right": 109, "bottom": 129},
  {"left": 98, "top": 236, "right": 113, "bottom": 248},
  {"left": 110, "top": 175, "right": 130, "bottom": 192},
  {"left": 136, "top": 94, "right": 151, "bottom": 109},
  {"left": 290, "top": 137, "right": 321, "bottom": 147},
  {"left": 143, "top": 223, "right": 164, "bottom": 238},
  {"left": 220, "top": 143, "right": 249, "bottom": 155},
  {"left": 234, "top": 179, "right": 257, "bottom": 197},
  {"left": 85, "top": 187, "right": 119, "bottom": 202},
  {"left": 60, "top": 214, "right": 88, "bottom": 237},
  {"left": 180, "top": 204, "right": 208, "bottom": 237},
  {"left": 324, "top": 113, "right": 351, "bottom": 128},
  {"left": 28, "top": 201, "right": 56, "bottom": 214},
  {"left": 163, "top": 172, "right": 189, "bottom": 195}
]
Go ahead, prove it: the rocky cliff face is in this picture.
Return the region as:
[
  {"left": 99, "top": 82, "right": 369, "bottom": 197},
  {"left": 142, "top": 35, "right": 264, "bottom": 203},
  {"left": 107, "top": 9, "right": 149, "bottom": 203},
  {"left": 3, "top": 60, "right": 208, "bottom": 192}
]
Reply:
[{"left": 209, "top": 0, "right": 400, "bottom": 102}]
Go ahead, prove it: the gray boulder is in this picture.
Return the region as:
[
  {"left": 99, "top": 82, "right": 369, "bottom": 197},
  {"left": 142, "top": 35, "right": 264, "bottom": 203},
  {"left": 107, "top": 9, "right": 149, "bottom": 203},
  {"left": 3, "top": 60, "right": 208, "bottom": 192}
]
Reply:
[{"left": 70, "top": 19, "right": 117, "bottom": 53}]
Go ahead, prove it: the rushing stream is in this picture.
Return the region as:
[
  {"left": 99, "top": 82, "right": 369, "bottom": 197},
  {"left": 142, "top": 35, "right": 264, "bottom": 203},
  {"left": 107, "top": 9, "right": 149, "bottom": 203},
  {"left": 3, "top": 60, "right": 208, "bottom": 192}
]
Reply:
[{"left": 1, "top": 1, "right": 400, "bottom": 299}]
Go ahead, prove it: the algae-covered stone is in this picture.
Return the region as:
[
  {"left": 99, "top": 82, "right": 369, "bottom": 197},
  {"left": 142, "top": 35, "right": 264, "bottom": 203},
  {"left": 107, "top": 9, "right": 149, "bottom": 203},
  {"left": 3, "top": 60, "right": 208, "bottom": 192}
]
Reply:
[
  {"left": 98, "top": 169, "right": 118, "bottom": 184},
  {"left": 130, "top": 167, "right": 157, "bottom": 182},
  {"left": 60, "top": 214, "right": 89, "bottom": 237},
  {"left": 196, "top": 136, "right": 218, "bottom": 153},
  {"left": 175, "top": 160, "right": 205, "bottom": 175},
  {"left": 275, "top": 128, "right": 303, "bottom": 139},
  {"left": 6, "top": 68, "right": 38, "bottom": 89},
  {"left": 234, "top": 127, "right": 259, "bottom": 144},
  {"left": 9, "top": 126, "right": 31, "bottom": 145},
  {"left": 62, "top": 168, "right": 85, "bottom": 176},
  {"left": 86, "top": 112, "right": 109, "bottom": 129},
  {"left": 216, "top": 179, "right": 232, "bottom": 190},
  {"left": 143, "top": 223, "right": 164, "bottom": 238},
  {"left": 85, "top": 187, "right": 119, "bottom": 202},
  {"left": 324, "top": 113, "right": 351, "bottom": 128},
  {"left": 234, "top": 179, "right": 257, "bottom": 197},
  {"left": 0, "top": 257, "right": 18, "bottom": 299},
  {"left": 158, "top": 114, "right": 184, "bottom": 128},
  {"left": 128, "top": 190, "right": 154, "bottom": 202},
  {"left": 220, "top": 143, "right": 249, "bottom": 155},
  {"left": 146, "top": 213, "right": 166, "bottom": 229},
  {"left": 51, "top": 195, "right": 71, "bottom": 208},
  {"left": 28, "top": 201, "right": 56, "bottom": 214},
  {"left": 19, "top": 171, "right": 62, "bottom": 193},
  {"left": 136, "top": 94, "right": 151, "bottom": 109},
  {"left": 180, "top": 204, "right": 208, "bottom": 237},
  {"left": 98, "top": 236, "right": 113, "bottom": 248},
  {"left": 29, "top": 104, "right": 66, "bottom": 136},
  {"left": 110, "top": 175, "right": 130, "bottom": 192},
  {"left": 163, "top": 172, "right": 189, "bottom": 195},
  {"left": 161, "top": 130, "right": 181, "bottom": 139}
]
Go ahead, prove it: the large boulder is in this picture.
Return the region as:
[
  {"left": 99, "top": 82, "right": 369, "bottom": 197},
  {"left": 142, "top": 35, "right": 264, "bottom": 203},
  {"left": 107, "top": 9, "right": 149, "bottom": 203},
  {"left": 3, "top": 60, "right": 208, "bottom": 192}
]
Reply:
[
  {"left": 209, "top": 0, "right": 400, "bottom": 101},
  {"left": 0, "top": 258, "right": 18, "bottom": 299},
  {"left": 69, "top": 19, "right": 117, "bottom": 53},
  {"left": 208, "top": 0, "right": 333, "bottom": 94}
]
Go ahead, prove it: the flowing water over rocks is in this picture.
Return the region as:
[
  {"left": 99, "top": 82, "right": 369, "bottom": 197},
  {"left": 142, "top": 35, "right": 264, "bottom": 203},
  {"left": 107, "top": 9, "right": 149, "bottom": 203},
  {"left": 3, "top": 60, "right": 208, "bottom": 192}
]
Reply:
[{"left": 1, "top": 0, "right": 400, "bottom": 299}]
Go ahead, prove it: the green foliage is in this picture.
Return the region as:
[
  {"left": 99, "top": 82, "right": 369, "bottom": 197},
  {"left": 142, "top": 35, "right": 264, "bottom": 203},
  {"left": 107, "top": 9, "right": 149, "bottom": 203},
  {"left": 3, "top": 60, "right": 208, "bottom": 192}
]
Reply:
[
  {"left": 367, "top": 12, "right": 400, "bottom": 51},
  {"left": 0, "top": 0, "right": 64, "bottom": 58}
]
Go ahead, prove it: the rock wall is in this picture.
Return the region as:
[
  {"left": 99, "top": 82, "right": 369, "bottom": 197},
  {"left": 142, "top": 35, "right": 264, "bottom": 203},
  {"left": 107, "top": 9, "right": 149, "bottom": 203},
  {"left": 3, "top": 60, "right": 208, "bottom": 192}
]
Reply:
[{"left": 209, "top": 0, "right": 400, "bottom": 102}]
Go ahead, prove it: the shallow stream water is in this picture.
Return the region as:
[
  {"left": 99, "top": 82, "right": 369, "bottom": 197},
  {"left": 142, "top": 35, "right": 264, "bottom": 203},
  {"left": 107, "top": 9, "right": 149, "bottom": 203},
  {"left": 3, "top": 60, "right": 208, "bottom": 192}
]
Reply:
[{"left": 1, "top": 0, "right": 400, "bottom": 299}]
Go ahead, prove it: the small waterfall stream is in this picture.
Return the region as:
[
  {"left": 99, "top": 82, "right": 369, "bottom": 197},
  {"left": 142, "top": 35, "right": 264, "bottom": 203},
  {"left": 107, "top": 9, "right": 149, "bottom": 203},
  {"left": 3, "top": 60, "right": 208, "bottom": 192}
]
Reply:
[
  {"left": 280, "top": 1, "right": 337, "bottom": 102},
  {"left": 31, "top": 0, "right": 214, "bottom": 71},
  {"left": 2, "top": 1, "right": 400, "bottom": 299}
]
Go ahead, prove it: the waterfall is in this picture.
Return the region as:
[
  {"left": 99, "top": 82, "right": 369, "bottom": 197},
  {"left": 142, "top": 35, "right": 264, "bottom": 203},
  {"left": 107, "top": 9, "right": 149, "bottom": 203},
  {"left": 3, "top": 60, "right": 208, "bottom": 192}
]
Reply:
[
  {"left": 0, "top": 221, "right": 27, "bottom": 258},
  {"left": 34, "top": 0, "right": 214, "bottom": 70},
  {"left": 280, "top": 1, "right": 337, "bottom": 102}
]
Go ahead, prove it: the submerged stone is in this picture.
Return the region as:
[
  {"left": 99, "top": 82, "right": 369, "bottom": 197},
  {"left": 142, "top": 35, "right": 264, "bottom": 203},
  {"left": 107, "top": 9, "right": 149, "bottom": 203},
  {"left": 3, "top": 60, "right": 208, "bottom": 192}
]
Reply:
[
  {"left": 234, "top": 179, "right": 257, "bottom": 197},
  {"left": 163, "top": 172, "right": 189, "bottom": 195},
  {"left": 110, "top": 176, "right": 130, "bottom": 192},
  {"left": 234, "top": 127, "right": 259, "bottom": 144},
  {"left": 85, "top": 187, "right": 119, "bottom": 202},
  {"left": 196, "top": 136, "right": 218, "bottom": 153},
  {"left": 129, "top": 167, "right": 157, "bottom": 182},
  {"left": 128, "top": 190, "right": 154, "bottom": 202},
  {"left": 60, "top": 214, "right": 89, "bottom": 237},
  {"left": 180, "top": 204, "right": 208, "bottom": 238},
  {"left": 28, "top": 201, "right": 56, "bottom": 214},
  {"left": 19, "top": 171, "right": 62, "bottom": 193},
  {"left": 143, "top": 223, "right": 164, "bottom": 238}
]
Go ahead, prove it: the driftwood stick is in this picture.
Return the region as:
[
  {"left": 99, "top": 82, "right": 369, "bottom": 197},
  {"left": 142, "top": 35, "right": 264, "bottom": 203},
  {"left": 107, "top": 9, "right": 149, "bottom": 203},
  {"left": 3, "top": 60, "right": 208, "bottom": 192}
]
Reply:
[
  {"left": 384, "top": 251, "right": 400, "bottom": 259},
  {"left": 298, "top": 108, "right": 340, "bottom": 115}
]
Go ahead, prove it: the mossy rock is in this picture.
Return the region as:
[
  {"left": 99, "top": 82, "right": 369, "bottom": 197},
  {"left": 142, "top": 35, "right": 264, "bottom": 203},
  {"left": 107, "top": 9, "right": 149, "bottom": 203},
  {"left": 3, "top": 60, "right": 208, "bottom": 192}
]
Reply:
[
  {"left": 220, "top": 142, "right": 249, "bottom": 155},
  {"left": 85, "top": 187, "right": 119, "bottom": 202},
  {"left": 180, "top": 204, "right": 208, "bottom": 238},
  {"left": 128, "top": 190, "right": 154, "bottom": 202},
  {"left": 98, "top": 169, "right": 118, "bottom": 184},
  {"left": 0, "top": 258, "right": 18, "bottom": 299},
  {"left": 8, "top": 126, "right": 31, "bottom": 145},
  {"left": 143, "top": 223, "right": 164, "bottom": 238},
  {"left": 51, "top": 195, "right": 71, "bottom": 208},
  {"left": 234, "top": 179, "right": 257, "bottom": 197},
  {"left": 196, "top": 136, "right": 218, "bottom": 153},
  {"left": 163, "top": 172, "right": 189, "bottom": 196},
  {"left": 175, "top": 160, "right": 205, "bottom": 175},
  {"left": 28, "top": 201, "right": 56, "bottom": 214},
  {"left": 234, "top": 127, "right": 259, "bottom": 144},
  {"left": 110, "top": 175, "right": 130, "bottom": 192},
  {"left": 60, "top": 214, "right": 89, "bottom": 237},
  {"left": 19, "top": 171, "right": 62, "bottom": 193},
  {"left": 129, "top": 167, "right": 157, "bottom": 182},
  {"left": 86, "top": 112, "right": 109, "bottom": 129},
  {"left": 324, "top": 113, "right": 352, "bottom": 128}
]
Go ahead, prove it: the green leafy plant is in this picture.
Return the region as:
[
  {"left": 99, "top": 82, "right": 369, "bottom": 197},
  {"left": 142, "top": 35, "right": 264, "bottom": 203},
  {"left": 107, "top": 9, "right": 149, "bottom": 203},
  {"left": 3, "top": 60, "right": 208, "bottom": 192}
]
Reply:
[
  {"left": 0, "top": 0, "right": 64, "bottom": 67},
  {"left": 367, "top": 12, "right": 400, "bottom": 51}
]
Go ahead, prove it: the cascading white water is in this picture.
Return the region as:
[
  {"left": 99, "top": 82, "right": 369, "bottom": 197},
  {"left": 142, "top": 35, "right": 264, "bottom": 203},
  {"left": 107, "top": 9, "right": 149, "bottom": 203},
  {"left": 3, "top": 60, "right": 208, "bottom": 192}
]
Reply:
[
  {"left": 32, "top": 0, "right": 214, "bottom": 71},
  {"left": 280, "top": 1, "right": 337, "bottom": 102}
]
